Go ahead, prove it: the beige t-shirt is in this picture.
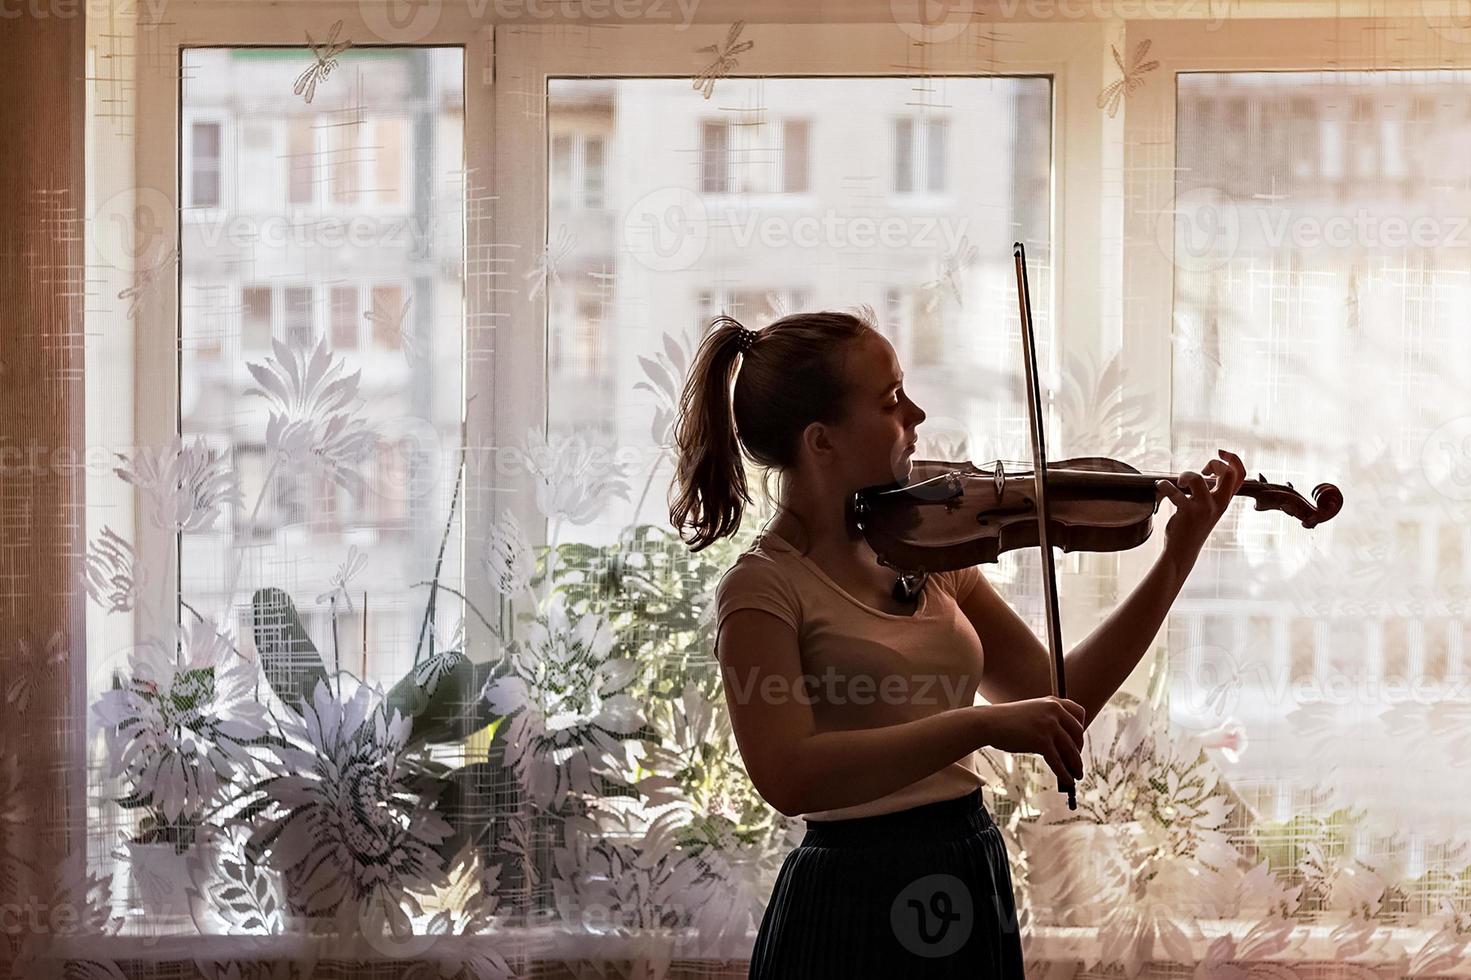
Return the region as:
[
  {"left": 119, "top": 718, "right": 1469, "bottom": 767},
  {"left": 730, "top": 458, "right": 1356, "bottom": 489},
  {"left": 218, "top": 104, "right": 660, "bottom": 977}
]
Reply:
[{"left": 713, "top": 526, "right": 987, "bottom": 822}]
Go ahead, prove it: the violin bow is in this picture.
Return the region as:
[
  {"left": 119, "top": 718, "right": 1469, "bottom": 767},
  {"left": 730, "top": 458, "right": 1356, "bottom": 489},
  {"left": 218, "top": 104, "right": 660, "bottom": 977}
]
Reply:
[{"left": 1013, "top": 241, "right": 1077, "bottom": 811}]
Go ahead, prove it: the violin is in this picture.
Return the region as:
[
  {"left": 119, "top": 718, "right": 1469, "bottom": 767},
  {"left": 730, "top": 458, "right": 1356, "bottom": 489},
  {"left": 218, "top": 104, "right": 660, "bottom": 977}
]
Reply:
[{"left": 852, "top": 242, "right": 1344, "bottom": 810}]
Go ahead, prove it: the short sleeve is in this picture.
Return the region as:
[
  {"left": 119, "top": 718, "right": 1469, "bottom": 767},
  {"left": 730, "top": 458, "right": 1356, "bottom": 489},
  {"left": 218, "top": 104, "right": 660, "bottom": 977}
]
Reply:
[
  {"left": 714, "top": 556, "right": 801, "bottom": 648},
  {"left": 945, "top": 564, "right": 984, "bottom": 604}
]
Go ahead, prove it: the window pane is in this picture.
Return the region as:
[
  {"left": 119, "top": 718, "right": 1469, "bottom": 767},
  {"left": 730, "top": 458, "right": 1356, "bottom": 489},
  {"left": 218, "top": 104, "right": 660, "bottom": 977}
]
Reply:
[
  {"left": 330, "top": 284, "right": 358, "bottom": 349},
  {"left": 331, "top": 120, "right": 359, "bottom": 204},
  {"left": 241, "top": 284, "right": 272, "bottom": 349},
  {"left": 288, "top": 115, "right": 314, "bottom": 204},
  {"left": 927, "top": 118, "right": 947, "bottom": 193},
  {"left": 783, "top": 119, "right": 810, "bottom": 193},
  {"left": 1173, "top": 70, "right": 1471, "bottom": 841},
  {"left": 893, "top": 116, "right": 913, "bottom": 192},
  {"left": 191, "top": 121, "right": 221, "bottom": 207},
  {"left": 370, "top": 282, "right": 405, "bottom": 349},
  {"left": 283, "top": 285, "right": 313, "bottom": 348},
  {"left": 550, "top": 132, "right": 573, "bottom": 208},
  {"left": 583, "top": 136, "right": 605, "bottom": 208},
  {"left": 548, "top": 77, "right": 1051, "bottom": 551},
  {"left": 701, "top": 119, "right": 727, "bottom": 193},
  {"left": 173, "top": 46, "right": 464, "bottom": 744},
  {"left": 375, "top": 117, "right": 403, "bottom": 205}
]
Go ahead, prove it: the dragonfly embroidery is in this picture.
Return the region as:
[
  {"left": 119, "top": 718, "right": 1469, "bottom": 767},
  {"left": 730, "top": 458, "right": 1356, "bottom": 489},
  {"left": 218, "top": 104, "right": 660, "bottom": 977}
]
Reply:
[
  {"left": 525, "top": 225, "right": 577, "bottom": 300},
  {"left": 693, "top": 21, "right": 754, "bottom": 101},
  {"left": 294, "top": 20, "right": 352, "bottom": 104},
  {"left": 117, "top": 245, "right": 178, "bottom": 321},
  {"left": 1096, "top": 38, "right": 1159, "bottom": 119}
]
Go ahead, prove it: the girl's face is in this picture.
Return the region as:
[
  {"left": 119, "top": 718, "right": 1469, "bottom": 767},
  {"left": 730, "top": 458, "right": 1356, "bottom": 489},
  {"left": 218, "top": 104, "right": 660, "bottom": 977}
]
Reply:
[{"left": 832, "top": 332, "right": 927, "bottom": 489}]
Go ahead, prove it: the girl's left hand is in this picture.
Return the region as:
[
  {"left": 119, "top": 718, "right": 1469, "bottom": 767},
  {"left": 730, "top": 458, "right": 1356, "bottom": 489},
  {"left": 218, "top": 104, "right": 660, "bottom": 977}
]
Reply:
[{"left": 1155, "top": 449, "right": 1247, "bottom": 560}]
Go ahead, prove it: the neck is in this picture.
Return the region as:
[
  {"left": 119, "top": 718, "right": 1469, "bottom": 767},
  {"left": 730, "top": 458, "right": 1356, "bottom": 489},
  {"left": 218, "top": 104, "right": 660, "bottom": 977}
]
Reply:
[{"left": 770, "top": 480, "right": 867, "bottom": 559}]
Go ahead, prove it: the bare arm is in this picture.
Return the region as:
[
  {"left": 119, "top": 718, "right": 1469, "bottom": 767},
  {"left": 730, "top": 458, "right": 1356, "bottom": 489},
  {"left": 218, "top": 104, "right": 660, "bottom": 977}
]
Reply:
[{"left": 718, "top": 607, "right": 1059, "bottom": 817}]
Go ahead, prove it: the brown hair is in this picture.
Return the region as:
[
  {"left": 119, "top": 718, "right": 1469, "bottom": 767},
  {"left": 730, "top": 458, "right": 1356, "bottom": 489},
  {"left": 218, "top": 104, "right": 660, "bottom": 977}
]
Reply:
[{"left": 668, "top": 308, "right": 879, "bottom": 552}]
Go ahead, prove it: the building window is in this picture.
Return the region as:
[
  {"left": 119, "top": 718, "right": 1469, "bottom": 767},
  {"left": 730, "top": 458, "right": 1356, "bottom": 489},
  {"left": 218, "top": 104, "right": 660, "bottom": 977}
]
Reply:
[
  {"left": 893, "top": 116, "right": 947, "bottom": 194},
  {"left": 701, "top": 120, "right": 728, "bottom": 194},
  {"left": 191, "top": 121, "right": 222, "bottom": 207},
  {"left": 697, "top": 287, "right": 808, "bottom": 331},
  {"left": 332, "top": 122, "right": 360, "bottom": 204},
  {"left": 583, "top": 136, "right": 605, "bottom": 208},
  {"left": 288, "top": 116, "right": 315, "bottom": 205},
  {"left": 241, "top": 285, "right": 273, "bottom": 350},
  {"left": 783, "top": 119, "right": 810, "bottom": 193},
  {"left": 551, "top": 133, "right": 574, "bottom": 208},
  {"left": 370, "top": 283, "right": 406, "bottom": 350},
  {"left": 701, "top": 117, "right": 811, "bottom": 195},
  {"left": 331, "top": 285, "right": 358, "bottom": 350},
  {"left": 550, "top": 132, "right": 607, "bottom": 210},
  {"left": 573, "top": 296, "right": 602, "bottom": 379},
  {"left": 376, "top": 117, "right": 405, "bottom": 206},
  {"left": 284, "top": 286, "right": 313, "bottom": 349}
]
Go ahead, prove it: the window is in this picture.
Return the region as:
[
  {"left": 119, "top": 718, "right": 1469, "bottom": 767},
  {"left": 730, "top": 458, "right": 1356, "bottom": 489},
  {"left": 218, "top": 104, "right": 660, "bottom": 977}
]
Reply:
[
  {"left": 700, "top": 119, "right": 728, "bottom": 193},
  {"left": 583, "top": 136, "right": 605, "bottom": 208},
  {"left": 700, "top": 115, "right": 813, "bottom": 194},
  {"left": 782, "top": 119, "right": 810, "bottom": 193},
  {"left": 1174, "top": 69, "right": 1471, "bottom": 844},
  {"left": 550, "top": 131, "right": 608, "bottom": 209},
  {"left": 190, "top": 120, "right": 222, "bottom": 207},
  {"left": 171, "top": 47, "right": 463, "bottom": 699},
  {"left": 551, "top": 133, "right": 574, "bottom": 207},
  {"left": 893, "top": 115, "right": 947, "bottom": 194},
  {"left": 370, "top": 282, "right": 405, "bottom": 349},
  {"left": 331, "top": 121, "right": 360, "bottom": 204},
  {"left": 241, "top": 285, "right": 272, "bottom": 348},
  {"left": 375, "top": 117, "right": 405, "bottom": 206},
  {"left": 288, "top": 115, "right": 315, "bottom": 204},
  {"left": 283, "top": 285, "right": 313, "bottom": 348},
  {"left": 330, "top": 285, "right": 358, "bottom": 350}
]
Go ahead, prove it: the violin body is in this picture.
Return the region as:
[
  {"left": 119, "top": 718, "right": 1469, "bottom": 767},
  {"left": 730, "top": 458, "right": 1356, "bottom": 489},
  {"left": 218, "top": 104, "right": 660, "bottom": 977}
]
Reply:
[{"left": 853, "top": 455, "right": 1343, "bottom": 579}]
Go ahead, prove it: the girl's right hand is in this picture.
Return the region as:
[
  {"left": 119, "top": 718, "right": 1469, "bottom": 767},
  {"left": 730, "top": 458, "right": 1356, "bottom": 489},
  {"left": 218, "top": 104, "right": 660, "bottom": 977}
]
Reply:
[{"left": 979, "top": 697, "right": 1087, "bottom": 790}]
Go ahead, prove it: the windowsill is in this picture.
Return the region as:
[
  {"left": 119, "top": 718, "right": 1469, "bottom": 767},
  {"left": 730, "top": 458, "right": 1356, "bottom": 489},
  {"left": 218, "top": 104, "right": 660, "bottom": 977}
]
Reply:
[{"left": 39, "top": 919, "right": 1451, "bottom": 966}]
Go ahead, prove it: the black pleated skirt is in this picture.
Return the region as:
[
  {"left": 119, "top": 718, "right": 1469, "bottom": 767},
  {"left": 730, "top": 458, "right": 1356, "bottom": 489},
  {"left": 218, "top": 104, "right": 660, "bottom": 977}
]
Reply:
[{"left": 748, "top": 788, "right": 1025, "bottom": 979}]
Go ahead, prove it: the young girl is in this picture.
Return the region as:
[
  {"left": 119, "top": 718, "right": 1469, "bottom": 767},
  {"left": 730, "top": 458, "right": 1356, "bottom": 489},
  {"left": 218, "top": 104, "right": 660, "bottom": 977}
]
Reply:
[{"left": 668, "top": 309, "right": 1243, "bottom": 978}]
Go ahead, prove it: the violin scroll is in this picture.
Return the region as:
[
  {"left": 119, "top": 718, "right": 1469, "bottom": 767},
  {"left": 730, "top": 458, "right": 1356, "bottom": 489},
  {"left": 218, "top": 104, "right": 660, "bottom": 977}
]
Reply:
[{"left": 1245, "top": 473, "right": 1344, "bottom": 528}]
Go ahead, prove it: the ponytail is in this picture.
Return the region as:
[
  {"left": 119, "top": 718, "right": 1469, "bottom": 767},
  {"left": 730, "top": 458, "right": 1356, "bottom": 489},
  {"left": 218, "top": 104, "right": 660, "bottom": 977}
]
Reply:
[{"left": 669, "top": 309, "right": 875, "bottom": 552}]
